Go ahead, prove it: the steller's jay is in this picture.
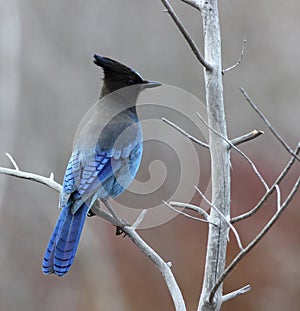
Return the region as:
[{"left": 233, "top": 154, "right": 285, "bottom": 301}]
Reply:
[{"left": 42, "top": 54, "right": 161, "bottom": 276}]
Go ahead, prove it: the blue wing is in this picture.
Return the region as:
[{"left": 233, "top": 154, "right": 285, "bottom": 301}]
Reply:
[
  {"left": 43, "top": 143, "right": 142, "bottom": 276},
  {"left": 43, "top": 151, "right": 111, "bottom": 276},
  {"left": 43, "top": 109, "right": 143, "bottom": 276}
]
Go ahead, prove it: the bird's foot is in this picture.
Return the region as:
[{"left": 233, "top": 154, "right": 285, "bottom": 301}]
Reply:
[
  {"left": 87, "top": 210, "right": 96, "bottom": 217},
  {"left": 115, "top": 226, "right": 126, "bottom": 237}
]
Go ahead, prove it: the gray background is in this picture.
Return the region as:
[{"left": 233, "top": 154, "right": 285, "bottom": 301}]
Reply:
[{"left": 0, "top": 1, "right": 299, "bottom": 310}]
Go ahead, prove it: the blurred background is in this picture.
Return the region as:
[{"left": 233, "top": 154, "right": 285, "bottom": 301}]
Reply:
[{"left": 0, "top": 0, "right": 299, "bottom": 310}]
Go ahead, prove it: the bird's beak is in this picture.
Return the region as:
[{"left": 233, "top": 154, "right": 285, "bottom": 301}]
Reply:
[
  {"left": 142, "top": 80, "right": 162, "bottom": 88},
  {"left": 93, "top": 54, "right": 106, "bottom": 67}
]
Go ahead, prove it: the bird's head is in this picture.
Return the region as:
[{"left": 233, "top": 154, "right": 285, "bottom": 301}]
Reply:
[{"left": 93, "top": 54, "right": 161, "bottom": 98}]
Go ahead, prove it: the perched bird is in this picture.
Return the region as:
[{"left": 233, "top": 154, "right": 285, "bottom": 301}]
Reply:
[{"left": 42, "top": 54, "right": 161, "bottom": 276}]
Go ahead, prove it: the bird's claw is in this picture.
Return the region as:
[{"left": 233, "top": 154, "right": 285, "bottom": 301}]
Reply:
[
  {"left": 87, "top": 210, "right": 96, "bottom": 217},
  {"left": 115, "top": 226, "right": 126, "bottom": 237}
]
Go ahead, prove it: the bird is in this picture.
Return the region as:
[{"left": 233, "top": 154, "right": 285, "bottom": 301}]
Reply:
[{"left": 42, "top": 54, "right": 161, "bottom": 276}]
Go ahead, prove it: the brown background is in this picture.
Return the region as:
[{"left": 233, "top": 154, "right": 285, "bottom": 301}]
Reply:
[{"left": 0, "top": 0, "right": 299, "bottom": 310}]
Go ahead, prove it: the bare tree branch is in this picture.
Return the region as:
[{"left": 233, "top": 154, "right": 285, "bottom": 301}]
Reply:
[
  {"left": 222, "top": 36, "right": 247, "bottom": 75},
  {"left": 91, "top": 200, "right": 121, "bottom": 226},
  {"left": 100, "top": 199, "right": 126, "bottom": 227},
  {"left": 210, "top": 177, "right": 300, "bottom": 302},
  {"left": 231, "top": 130, "right": 264, "bottom": 147},
  {"left": 240, "top": 88, "right": 300, "bottom": 161},
  {"left": 197, "top": 1, "right": 231, "bottom": 309},
  {"left": 197, "top": 112, "right": 269, "bottom": 191},
  {"left": 162, "top": 117, "right": 209, "bottom": 149},
  {"left": 167, "top": 200, "right": 209, "bottom": 220},
  {"left": 275, "top": 184, "right": 281, "bottom": 211},
  {"left": 5, "top": 152, "right": 19, "bottom": 170},
  {"left": 0, "top": 155, "right": 186, "bottom": 311},
  {"left": 0, "top": 164, "right": 62, "bottom": 193},
  {"left": 123, "top": 226, "right": 187, "bottom": 311},
  {"left": 194, "top": 186, "right": 244, "bottom": 251},
  {"left": 231, "top": 143, "right": 300, "bottom": 223},
  {"left": 164, "top": 201, "right": 213, "bottom": 224},
  {"left": 131, "top": 209, "right": 148, "bottom": 229},
  {"left": 161, "top": 0, "right": 213, "bottom": 71},
  {"left": 180, "top": 0, "right": 201, "bottom": 10},
  {"left": 222, "top": 285, "right": 251, "bottom": 303}
]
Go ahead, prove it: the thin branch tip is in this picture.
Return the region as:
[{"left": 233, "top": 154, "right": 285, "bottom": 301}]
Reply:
[
  {"left": 231, "top": 129, "right": 264, "bottom": 146},
  {"left": 169, "top": 200, "right": 210, "bottom": 219},
  {"left": 222, "top": 285, "right": 251, "bottom": 303},
  {"left": 0, "top": 165, "right": 62, "bottom": 193},
  {"left": 240, "top": 88, "right": 300, "bottom": 161},
  {"left": 162, "top": 117, "right": 209, "bottom": 149},
  {"left": 161, "top": 0, "right": 212, "bottom": 70},
  {"left": 232, "top": 144, "right": 300, "bottom": 223},
  {"left": 5, "top": 153, "right": 19, "bottom": 170},
  {"left": 164, "top": 200, "right": 211, "bottom": 224},
  {"left": 197, "top": 112, "right": 269, "bottom": 191},
  {"left": 132, "top": 209, "right": 147, "bottom": 229},
  {"left": 222, "top": 36, "right": 247, "bottom": 75}
]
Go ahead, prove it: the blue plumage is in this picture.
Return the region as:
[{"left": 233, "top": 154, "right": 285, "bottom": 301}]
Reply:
[
  {"left": 42, "top": 55, "right": 160, "bottom": 276},
  {"left": 43, "top": 202, "right": 90, "bottom": 276}
]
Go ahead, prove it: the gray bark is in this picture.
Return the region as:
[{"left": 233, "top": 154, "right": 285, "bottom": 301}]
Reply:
[{"left": 198, "top": 1, "right": 231, "bottom": 310}]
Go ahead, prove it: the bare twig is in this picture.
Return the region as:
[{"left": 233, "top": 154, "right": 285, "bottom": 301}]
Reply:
[
  {"left": 49, "top": 172, "right": 54, "bottom": 180},
  {"left": 132, "top": 209, "right": 147, "bottom": 229},
  {"left": 6, "top": 153, "right": 19, "bottom": 170},
  {"left": 162, "top": 117, "right": 209, "bottom": 149},
  {"left": 164, "top": 201, "right": 212, "bottom": 224},
  {"left": 0, "top": 165, "right": 62, "bottom": 193},
  {"left": 180, "top": 0, "right": 201, "bottom": 10},
  {"left": 194, "top": 186, "right": 244, "bottom": 251},
  {"left": 91, "top": 200, "right": 121, "bottom": 227},
  {"left": 222, "top": 285, "right": 251, "bottom": 303},
  {"left": 231, "top": 130, "right": 264, "bottom": 147},
  {"left": 101, "top": 199, "right": 126, "bottom": 227},
  {"left": 168, "top": 200, "right": 209, "bottom": 219},
  {"left": 240, "top": 88, "right": 300, "bottom": 162},
  {"left": 161, "top": 0, "right": 213, "bottom": 71},
  {"left": 211, "top": 204, "right": 244, "bottom": 251},
  {"left": 197, "top": 112, "right": 269, "bottom": 191},
  {"left": 123, "top": 226, "right": 187, "bottom": 311},
  {"left": 231, "top": 143, "right": 300, "bottom": 223},
  {"left": 275, "top": 184, "right": 281, "bottom": 211},
  {"left": 210, "top": 177, "right": 300, "bottom": 302},
  {"left": 222, "top": 36, "right": 247, "bottom": 75},
  {"left": 92, "top": 202, "right": 186, "bottom": 309}
]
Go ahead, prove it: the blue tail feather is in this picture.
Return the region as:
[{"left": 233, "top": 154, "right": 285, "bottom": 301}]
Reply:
[{"left": 42, "top": 202, "right": 89, "bottom": 276}]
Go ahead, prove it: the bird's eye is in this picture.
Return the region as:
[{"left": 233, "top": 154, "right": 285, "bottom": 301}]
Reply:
[{"left": 128, "top": 79, "right": 136, "bottom": 85}]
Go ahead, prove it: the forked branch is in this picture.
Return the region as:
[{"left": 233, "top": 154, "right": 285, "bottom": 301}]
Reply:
[
  {"left": 232, "top": 143, "right": 300, "bottom": 223},
  {"left": 210, "top": 177, "right": 300, "bottom": 302}
]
